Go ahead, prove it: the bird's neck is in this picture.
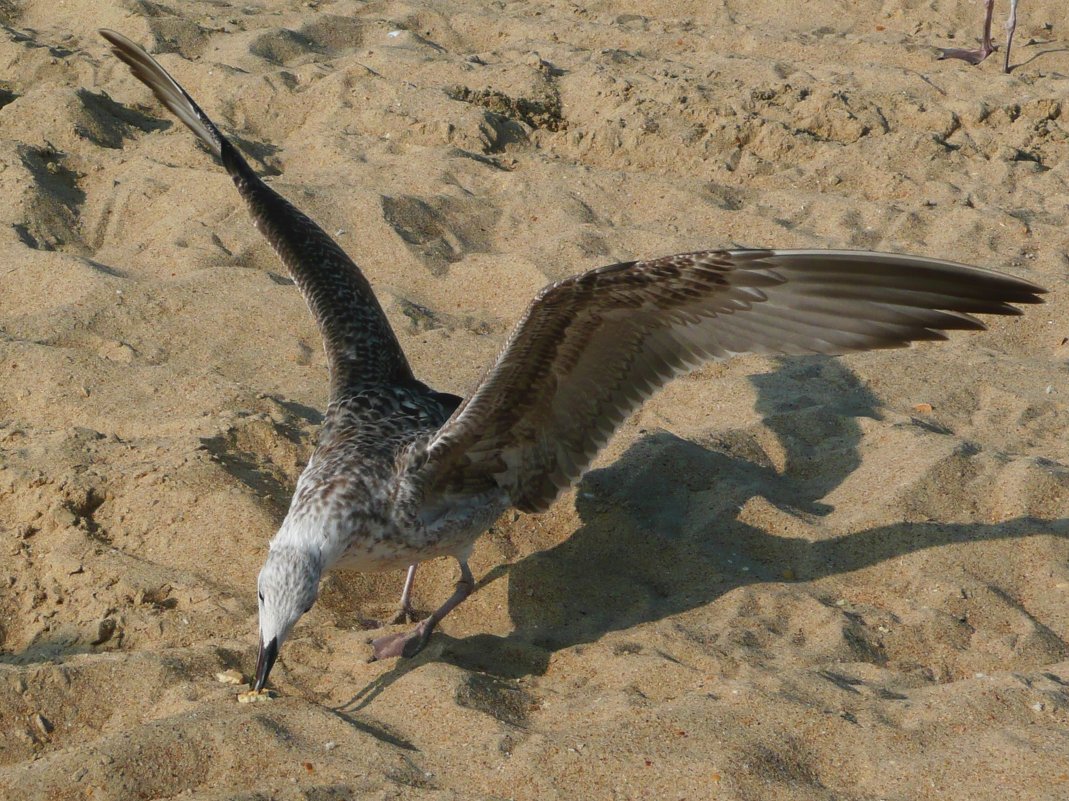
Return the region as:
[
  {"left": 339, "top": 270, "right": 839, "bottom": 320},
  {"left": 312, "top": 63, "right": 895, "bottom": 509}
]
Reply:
[{"left": 269, "top": 516, "right": 327, "bottom": 570}]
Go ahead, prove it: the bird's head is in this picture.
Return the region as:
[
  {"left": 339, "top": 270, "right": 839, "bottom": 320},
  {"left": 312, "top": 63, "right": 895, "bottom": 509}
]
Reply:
[{"left": 254, "top": 545, "right": 322, "bottom": 691}]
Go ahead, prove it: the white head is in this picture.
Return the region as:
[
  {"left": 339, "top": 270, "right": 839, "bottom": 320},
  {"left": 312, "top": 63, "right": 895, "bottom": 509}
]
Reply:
[{"left": 253, "top": 545, "right": 322, "bottom": 690}]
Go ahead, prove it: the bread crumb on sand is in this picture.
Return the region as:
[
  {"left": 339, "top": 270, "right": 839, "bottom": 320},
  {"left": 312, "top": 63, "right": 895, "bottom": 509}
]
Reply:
[{"left": 237, "top": 689, "right": 277, "bottom": 703}]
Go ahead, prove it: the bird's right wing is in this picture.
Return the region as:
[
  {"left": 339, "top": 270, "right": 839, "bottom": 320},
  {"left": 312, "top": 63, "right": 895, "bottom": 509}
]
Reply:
[
  {"left": 101, "top": 30, "right": 416, "bottom": 398},
  {"left": 403, "top": 249, "right": 1044, "bottom": 515}
]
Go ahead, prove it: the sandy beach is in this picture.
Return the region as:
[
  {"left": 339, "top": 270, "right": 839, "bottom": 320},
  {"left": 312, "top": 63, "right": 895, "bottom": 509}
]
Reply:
[{"left": 1, "top": 1, "right": 1068, "bottom": 798}]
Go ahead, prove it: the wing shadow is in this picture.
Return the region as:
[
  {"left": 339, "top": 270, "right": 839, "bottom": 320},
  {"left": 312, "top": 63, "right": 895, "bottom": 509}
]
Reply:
[{"left": 346, "top": 356, "right": 1068, "bottom": 695}]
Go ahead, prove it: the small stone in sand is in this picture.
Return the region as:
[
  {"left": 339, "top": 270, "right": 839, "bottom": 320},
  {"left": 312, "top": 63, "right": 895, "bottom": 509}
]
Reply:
[{"left": 912, "top": 402, "right": 933, "bottom": 414}]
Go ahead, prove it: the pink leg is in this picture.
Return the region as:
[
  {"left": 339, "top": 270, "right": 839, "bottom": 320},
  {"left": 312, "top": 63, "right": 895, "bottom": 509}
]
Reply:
[
  {"left": 387, "top": 564, "right": 418, "bottom": 624},
  {"left": 370, "top": 560, "right": 475, "bottom": 660},
  {"left": 939, "top": 0, "right": 997, "bottom": 65},
  {"left": 1002, "top": 0, "right": 1019, "bottom": 73}
]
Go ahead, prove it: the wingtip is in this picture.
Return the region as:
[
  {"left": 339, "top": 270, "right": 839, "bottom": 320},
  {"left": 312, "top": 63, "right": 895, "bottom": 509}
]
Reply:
[
  {"left": 98, "top": 29, "right": 145, "bottom": 70},
  {"left": 1026, "top": 284, "right": 1048, "bottom": 300},
  {"left": 99, "top": 29, "right": 125, "bottom": 48},
  {"left": 1003, "top": 275, "right": 1047, "bottom": 302}
]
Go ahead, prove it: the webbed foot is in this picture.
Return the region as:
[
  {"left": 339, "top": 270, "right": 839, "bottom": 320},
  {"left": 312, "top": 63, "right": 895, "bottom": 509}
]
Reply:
[
  {"left": 368, "top": 619, "right": 434, "bottom": 660},
  {"left": 366, "top": 559, "right": 475, "bottom": 662},
  {"left": 937, "top": 45, "right": 996, "bottom": 65}
]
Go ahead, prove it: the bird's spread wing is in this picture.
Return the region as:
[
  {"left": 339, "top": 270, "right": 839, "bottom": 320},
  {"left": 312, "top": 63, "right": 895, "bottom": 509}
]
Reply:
[
  {"left": 101, "top": 30, "right": 415, "bottom": 398},
  {"left": 405, "top": 249, "right": 1044, "bottom": 513}
]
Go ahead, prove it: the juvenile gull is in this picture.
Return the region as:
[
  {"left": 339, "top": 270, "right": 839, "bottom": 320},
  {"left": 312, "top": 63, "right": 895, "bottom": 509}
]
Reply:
[{"left": 101, "top": 30, "right": 1045, "bottom": 692}]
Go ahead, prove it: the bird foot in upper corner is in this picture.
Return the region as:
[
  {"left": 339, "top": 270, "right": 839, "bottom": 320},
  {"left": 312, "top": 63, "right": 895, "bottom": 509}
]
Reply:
[
  {"left": 367, "top": 621, "right": 433, "bottom": 661},
  {"left": 937, "top": 45, "right": 996, "bottom": 65}
]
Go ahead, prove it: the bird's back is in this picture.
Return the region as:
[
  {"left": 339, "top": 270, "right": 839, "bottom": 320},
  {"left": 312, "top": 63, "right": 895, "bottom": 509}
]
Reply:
[{"left": 278, "top": 384, "right": 462, "bottom": 571}]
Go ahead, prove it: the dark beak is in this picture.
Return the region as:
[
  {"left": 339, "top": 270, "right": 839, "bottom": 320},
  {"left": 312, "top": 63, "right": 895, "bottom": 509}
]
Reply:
[{"left": 254, "top": 635, "right": 278, "bottom": 691}]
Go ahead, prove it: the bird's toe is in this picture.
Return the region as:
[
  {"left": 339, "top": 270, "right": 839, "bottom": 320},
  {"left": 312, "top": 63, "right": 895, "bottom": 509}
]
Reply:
[{"left": 387, "top": 606, "right": 417, "bottom": 626}]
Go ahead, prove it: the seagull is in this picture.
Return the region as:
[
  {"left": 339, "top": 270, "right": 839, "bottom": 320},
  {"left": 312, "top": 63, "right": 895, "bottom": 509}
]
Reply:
[
  {"left": 938, "top": 0, "right": 1020, "bottom": 73},
  {"left": 101, "top": 30, "right": 1045, "bottom": 693}
]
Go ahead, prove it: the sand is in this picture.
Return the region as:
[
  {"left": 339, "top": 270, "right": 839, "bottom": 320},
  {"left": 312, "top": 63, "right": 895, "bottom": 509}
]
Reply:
[{"left": 1, "top": 1, "right": 1068, "bottom": 798}]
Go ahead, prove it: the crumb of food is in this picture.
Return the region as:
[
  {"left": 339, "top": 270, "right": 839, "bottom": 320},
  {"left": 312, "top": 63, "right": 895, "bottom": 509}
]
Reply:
[
  {"left": 238, "top": 688, "right": 276, "bottom": 703},
  {"left": 912, "top": 402, "right": 933, "bottom": 414},
  {"left": 215, "top": 669, "right": 245, "bottom": 685}
]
